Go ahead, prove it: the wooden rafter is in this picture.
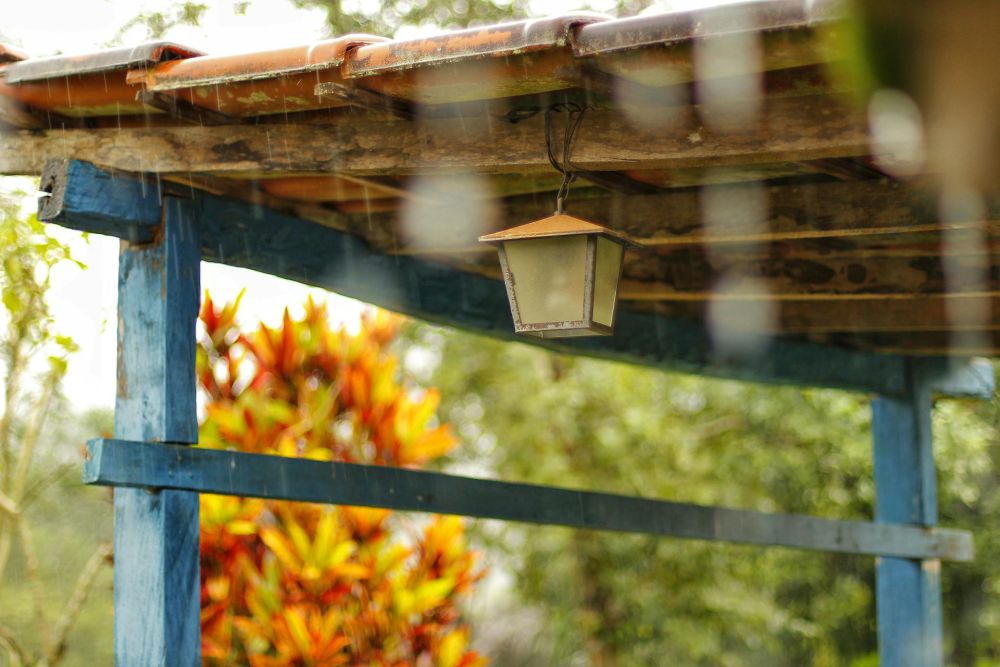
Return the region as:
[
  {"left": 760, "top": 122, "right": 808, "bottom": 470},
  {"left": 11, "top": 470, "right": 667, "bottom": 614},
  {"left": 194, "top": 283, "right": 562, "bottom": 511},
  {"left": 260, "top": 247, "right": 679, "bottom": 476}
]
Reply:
[
  {"left": 349, "top": 178, "right": 999, "bottom": 252},
  {"left": 652, "top": 295, "right": 1000, "bottom": 333}
]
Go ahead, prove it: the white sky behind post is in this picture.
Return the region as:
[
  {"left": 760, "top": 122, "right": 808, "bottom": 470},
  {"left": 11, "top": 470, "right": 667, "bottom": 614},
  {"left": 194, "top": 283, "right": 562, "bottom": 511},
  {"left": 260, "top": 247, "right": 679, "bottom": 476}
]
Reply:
[{"left": 1, "top": 0, "right": 721, "bottom": 410}]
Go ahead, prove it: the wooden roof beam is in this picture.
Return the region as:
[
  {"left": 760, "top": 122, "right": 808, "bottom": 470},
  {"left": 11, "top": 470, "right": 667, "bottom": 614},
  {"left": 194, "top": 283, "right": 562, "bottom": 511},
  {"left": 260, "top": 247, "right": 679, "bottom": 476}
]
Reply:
[
  {"left": 655, "top": 295, "right": 1000, "bottom": 334},
  {"left": 0, "top": 94, "right": 866, "bottom": 176},
  {"left": 38, "top": 159, "right": 993, "bottom": 398},
  {"left": 349, "top": 178, "right": 1000, "bottom": 255},
  {"left": 811, "top": 331, "right": 1000, "bottom": 357},
  {"left": 438, "top": 254, "right": 1000, "bottom": 302}
]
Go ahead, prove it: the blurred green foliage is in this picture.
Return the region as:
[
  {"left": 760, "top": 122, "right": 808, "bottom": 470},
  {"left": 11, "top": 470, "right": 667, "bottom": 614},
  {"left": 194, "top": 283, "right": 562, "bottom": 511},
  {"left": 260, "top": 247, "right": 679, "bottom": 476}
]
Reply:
[
  {"left": 111, "top": 2, "right": 209, "bottom": 42},
  {"left": 1, "top": 408, "right": 114, "bottom": 667},
  {"left": 293, "top": 0, "right": 658, "bottom": 38},
  {"left": 118, "top": 0, "right": 662, "bottom": 41},
  {"left": 0, "top": 200, "right": 113, "bottom": 667},
  {"left": 410, "top": 325, "right": 1000, "bottom": 666}
]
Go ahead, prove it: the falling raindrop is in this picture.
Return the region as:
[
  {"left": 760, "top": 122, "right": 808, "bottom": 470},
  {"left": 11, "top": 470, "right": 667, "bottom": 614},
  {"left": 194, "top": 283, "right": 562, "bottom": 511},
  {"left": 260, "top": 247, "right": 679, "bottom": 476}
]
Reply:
[
  {"left": 693, "top": 6, "right": 763, "bottom": 131},
  {"left": 400, "top": 173, "right": 498, "bottom": 254},
  {"left": 614, "top": 76, "right": 686, "bottom": 132},
  {"left": 700, "top": 171, "right": 772, "bottom": 358},
  {"left": 706, "top": 275, "right": 776, "bottom": 359},
  {"left": 939, "top": 183, "right": 991, "bottom": 353},
  {"left": 700, "top": 178, "right": 768, "bottom": 239},
  {"left": 868, "top": 88, "right": 926, "bottom": 178}
]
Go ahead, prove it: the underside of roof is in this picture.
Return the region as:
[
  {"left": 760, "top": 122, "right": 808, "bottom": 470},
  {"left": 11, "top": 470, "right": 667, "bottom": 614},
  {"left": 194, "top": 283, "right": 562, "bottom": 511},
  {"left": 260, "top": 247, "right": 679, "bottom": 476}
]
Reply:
[{"left": 1, "top": 0, "right": 996, "bottom": 359}]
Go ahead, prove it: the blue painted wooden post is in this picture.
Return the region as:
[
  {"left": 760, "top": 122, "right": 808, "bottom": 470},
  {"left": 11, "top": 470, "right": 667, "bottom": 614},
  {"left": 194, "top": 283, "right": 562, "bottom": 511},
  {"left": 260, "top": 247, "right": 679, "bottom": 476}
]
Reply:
[
  {"left": 873, "top": 360, "right": 941, "bottom": 667},
  {"left": 113, "top": 196, "right": 201, "bottom": 665}
]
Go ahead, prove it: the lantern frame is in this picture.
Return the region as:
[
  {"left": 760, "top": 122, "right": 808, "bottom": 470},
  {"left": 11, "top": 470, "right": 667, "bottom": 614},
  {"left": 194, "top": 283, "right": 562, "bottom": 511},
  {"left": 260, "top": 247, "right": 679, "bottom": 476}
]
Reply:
[{"left": 479, "top": 214, "right": 636, "bottom": 338}]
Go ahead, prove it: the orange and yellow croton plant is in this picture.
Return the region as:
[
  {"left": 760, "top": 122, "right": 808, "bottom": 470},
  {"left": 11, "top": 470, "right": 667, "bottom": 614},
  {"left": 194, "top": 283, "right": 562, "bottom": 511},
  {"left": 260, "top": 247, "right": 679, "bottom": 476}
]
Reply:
[{"left": 196, "top": 294, "right": 486, "bottom": 667}]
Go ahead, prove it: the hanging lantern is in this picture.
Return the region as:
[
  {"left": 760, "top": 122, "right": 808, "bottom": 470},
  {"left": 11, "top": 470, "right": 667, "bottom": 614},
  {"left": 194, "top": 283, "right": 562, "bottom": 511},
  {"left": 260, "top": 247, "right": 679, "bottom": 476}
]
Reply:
[{"left": 480, "top": 213, "right": 635, "bottom": 338}]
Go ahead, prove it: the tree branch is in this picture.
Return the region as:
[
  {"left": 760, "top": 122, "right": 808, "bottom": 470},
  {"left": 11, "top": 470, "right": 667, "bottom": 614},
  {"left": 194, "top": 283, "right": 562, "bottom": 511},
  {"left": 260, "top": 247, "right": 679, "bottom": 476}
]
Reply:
[
  {"left": 0, "top": 620, "right": 32, "bottom": 666},
  {"left": 0, "top": 519, "right": 12, "bottom": 591},
  {"left": 16, "top": 514, "right": 51, "bottom": 651},
  {"left": 12, "top": 369, "right": 59, "bottom": 502},
  {"left": 19, "top": 462, "right": 74, "bottom": 510},
  {"left": 45, "top": 542, "right": 113, "bottom": 666},
  {"left": 0, "top": 339, "right": 25, "bottom": 491},
  {"left": 0, "top": 489, "right": 18, "bottom": 517}
]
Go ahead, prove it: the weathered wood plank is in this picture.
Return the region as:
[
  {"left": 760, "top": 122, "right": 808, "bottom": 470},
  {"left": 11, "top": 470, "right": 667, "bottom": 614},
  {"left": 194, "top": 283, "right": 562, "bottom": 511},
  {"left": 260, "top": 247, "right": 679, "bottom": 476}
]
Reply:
[
  {"left": 0, "top": 94, "right": 867, "bottom": 176},
  {"left": 46, "top": 160, "right": 995, "bottom": 398},
  {"left": 872, "top": 361, "right": 943, "bottom": 667},
  {"left": 454, "top": 251, "right": 1000, "bottom": 301},
  {"left": 780, "top": 295, "right": 1000, "bottom": 332},
  {"left": 814, "top": 331, "right": 1000, "bottom": 357},
  {"left": 113, "top": 197, "right": 200, "bottom": 665},
  {"left": 654, "top": 296, "right": 1000, "bottom": 333},
  {"left": 393, "top": 235, "right": 1000, "bottom": 262},
  {"left": 84, "top": 438, "right": 974, "bottom": 562},
  {"left": 354, "top": 178, "right": 1000, "bottom": 251}
]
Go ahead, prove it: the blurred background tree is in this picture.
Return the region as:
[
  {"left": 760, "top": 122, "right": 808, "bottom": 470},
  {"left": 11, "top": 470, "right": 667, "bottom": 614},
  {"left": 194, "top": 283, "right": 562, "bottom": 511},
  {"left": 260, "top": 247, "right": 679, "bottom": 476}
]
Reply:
[
  {"left": 119, "top": 0, "right": 662, "bottom": 40},
  {"left": 286, "top": 0, "right": 658, "bottom": 36},
  {"left": 411, "top": 325, "right": 1000, "bottom": 666},
  {"left": 0, "top": 200, "right": 114, "bottom": 666},
  {"left": 196, "top": 295, "right": 486, "bottom": 666}
]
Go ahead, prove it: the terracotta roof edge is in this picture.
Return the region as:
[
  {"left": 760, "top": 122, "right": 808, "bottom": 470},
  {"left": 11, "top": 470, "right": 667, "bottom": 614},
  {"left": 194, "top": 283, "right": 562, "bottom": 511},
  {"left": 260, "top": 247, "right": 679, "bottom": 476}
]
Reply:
[
  {"left": 4, "top": 41, "right": 204, "bottom": 84},
  {"left": 345, "top": 13, "right": 611, "bottom": 79},
  {"left": 136, "top": 35, "right": 388, "bottom": 91},
  {"left": 574, "top": 0, "right": 844, "bottom": 56}
]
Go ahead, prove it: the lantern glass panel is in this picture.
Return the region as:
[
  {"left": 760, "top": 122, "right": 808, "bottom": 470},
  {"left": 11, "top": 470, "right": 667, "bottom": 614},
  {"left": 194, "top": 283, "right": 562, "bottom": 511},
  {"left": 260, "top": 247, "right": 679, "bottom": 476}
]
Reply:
[
  {"left": 503, "top": 236, "right": 588, "bottom": 325},
  {"left": 593, "top": 236, "right": 624, "bottom": 327}
]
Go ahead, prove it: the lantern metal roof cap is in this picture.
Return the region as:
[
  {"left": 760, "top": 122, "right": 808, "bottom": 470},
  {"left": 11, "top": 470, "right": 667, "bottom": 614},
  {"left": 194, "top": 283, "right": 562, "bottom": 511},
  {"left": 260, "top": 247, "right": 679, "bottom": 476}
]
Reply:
[{"left": 479, "top": 213, "right": 638, "bottom": 246}]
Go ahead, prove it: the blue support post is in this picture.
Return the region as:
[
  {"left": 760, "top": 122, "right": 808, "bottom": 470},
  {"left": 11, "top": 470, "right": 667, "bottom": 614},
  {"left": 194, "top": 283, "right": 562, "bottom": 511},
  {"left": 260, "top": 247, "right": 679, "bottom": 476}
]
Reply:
[
  {"left": 113, "top": 197, "right": 201, "bottom": 665},
  {"left": 873, "top": 360, "right": 941, "bottom": 667}
]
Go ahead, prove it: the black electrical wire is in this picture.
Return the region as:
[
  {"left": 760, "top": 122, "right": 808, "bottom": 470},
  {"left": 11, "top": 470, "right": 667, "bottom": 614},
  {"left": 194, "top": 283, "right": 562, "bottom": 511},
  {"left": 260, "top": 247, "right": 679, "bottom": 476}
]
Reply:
[{"left": 544, "top": 103, "right": 589, "bottom": 214}]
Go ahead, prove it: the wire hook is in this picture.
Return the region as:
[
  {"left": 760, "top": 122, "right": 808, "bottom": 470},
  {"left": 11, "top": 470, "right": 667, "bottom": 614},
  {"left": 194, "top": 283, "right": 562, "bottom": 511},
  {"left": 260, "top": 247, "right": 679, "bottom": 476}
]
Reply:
[{"left": 544, "top": 103, "right": 588, "bottom": 214}]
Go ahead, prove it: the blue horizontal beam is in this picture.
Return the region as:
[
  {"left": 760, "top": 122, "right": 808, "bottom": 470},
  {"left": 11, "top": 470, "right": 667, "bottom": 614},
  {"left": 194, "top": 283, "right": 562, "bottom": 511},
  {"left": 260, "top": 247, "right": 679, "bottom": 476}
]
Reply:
[
  {"left": 83, "top": 438, "right": 974, "bottom": 561},
  {"left": 39, "top": 159, "right": 995, "bottom": 398},
  {"left": 38, "top": 159, "right": 162, "bottom": 242}
]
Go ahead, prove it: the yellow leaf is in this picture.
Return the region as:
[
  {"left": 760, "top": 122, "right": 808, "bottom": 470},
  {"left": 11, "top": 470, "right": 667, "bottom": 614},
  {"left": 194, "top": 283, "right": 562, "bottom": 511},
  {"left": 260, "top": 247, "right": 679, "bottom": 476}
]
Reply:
[
  {"left": 327, "top": 540, "right": 355, "bottom": 568},
  {"left": 227, "top": 520, "right": 257, "bottom": 536},
  {"left": 281, "top": 607, "right": 312, "bottom": 659},
  {"left": 411, "top": 577, "right": 456, "bottom": 615},
  {"left": 311, "top": 512, "right": 336, "bottom": 568},
  {"left": 332, "top": 562, "right": 371, "bottom": 580},
  {"left": 407, "top": 426, "right": 458, "bottom": 463},
  {"left": 260, "top": 528, "right": 301, "bottom": 572},
  {"left": 394, "top": 589, "right": 415, "bottom": 617},
  {"left": 284, "top": 514, "right": 312, "bottom": 560},
  {"left": 205, "top": 575, "right": 230, "bottom": 602},
  {"left": 438, "top": 629, "right": 467, "bottom": 667}
]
